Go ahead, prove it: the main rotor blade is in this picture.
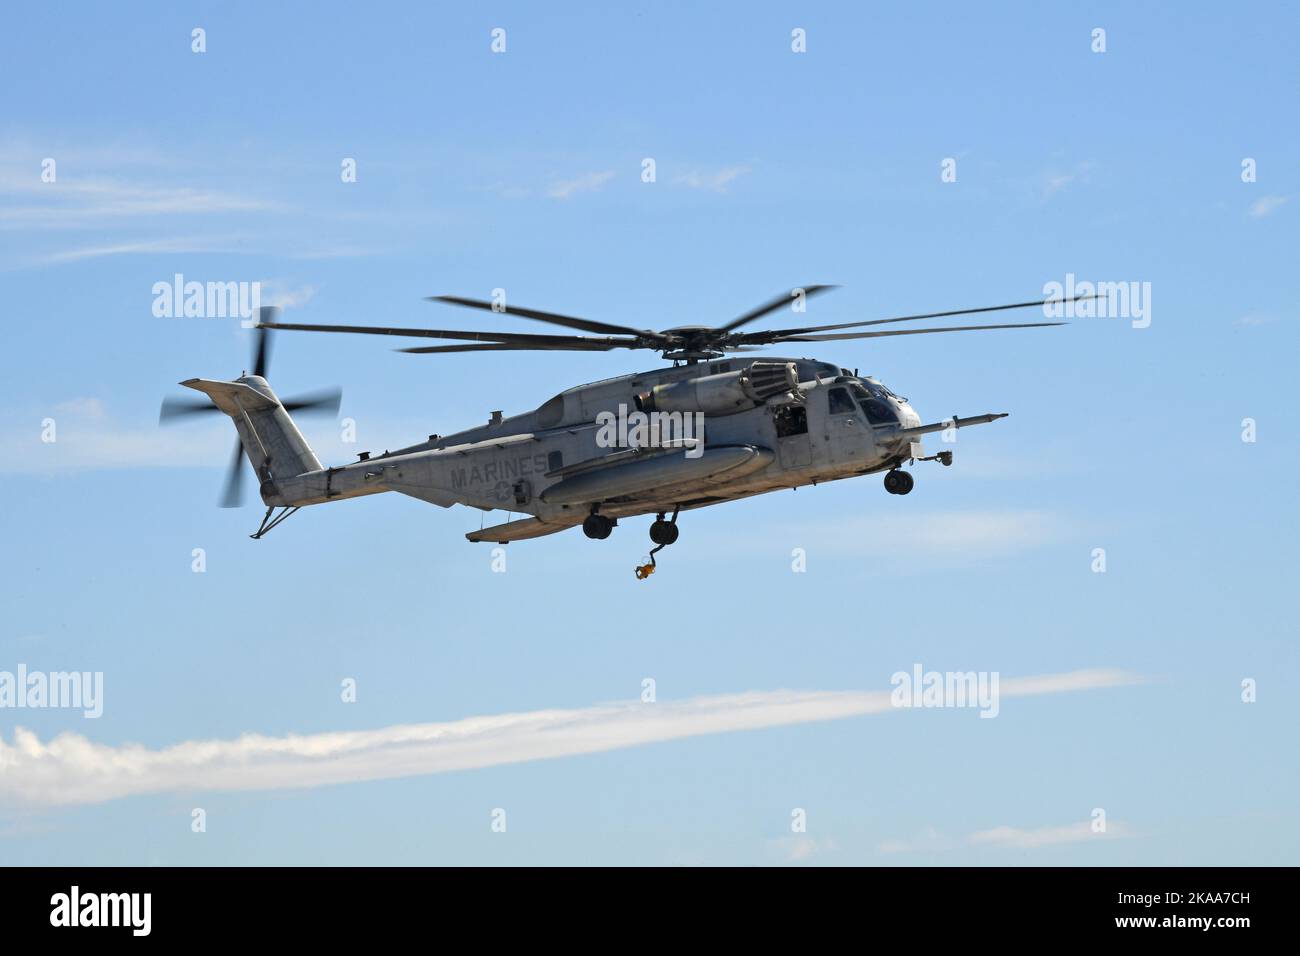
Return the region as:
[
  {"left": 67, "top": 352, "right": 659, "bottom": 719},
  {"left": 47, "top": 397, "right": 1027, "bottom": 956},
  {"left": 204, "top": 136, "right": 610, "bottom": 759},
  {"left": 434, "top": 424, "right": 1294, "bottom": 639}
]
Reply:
[
  {"left": 748, "top": 293, "right": 1099, "bottom": 339},
  {"left": 159, "top": 396, "right": 219, "bottom": 423},
  {"left": 219, "top": 440, "right": 245, "bottom": 509},
  {"left": 281, "top": 388, "right": 342, "bottom": 415},
  {"left": 714, "top": 285, "right": 838, "bottom": 333},
  {"left": 398, "top": 342, "right": 620, "bottom": 354},
  {"left": 258, "top": 319, "right": 640, "bottom": 349},
  {"left": 779, "top": 321, "right": 1066, "bottom": 342},
  {"left": 429, "top": 295, "right": 659, "bottom": 340}
]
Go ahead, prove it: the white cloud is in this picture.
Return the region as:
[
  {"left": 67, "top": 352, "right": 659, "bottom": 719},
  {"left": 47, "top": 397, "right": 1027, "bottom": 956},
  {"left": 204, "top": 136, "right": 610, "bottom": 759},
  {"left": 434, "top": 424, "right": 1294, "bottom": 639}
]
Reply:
[
  {"left": 257, "top": 280, "right": 317, "bottom": 309},
  {"left": 1039, "top": 160, "right": 1094, "bottom": 199},
  {"left": 0, "top": 177, "right": 280, "bottom": 230},
  {"left": 546, "top": 170, "right": 615, "bottom": 200},
  {"left": 5, "top": 394, "right": 243, "bottom": 474},
  {"left": 674, "top": 165, "right": 751, "bottom": 192},
  {"left": 776, "top": 836, "right": 838, "bottom": 861},
  {"left": 30, "top": 236, "right": 252, "bottom": 266},
  {"left": 5, "top": 418, "right": 229, "bottom": 474},
  {"left": 879, "top": 825, "right": 945, "bottom": 854},
  {"left": 1248, "top": 194, "right": 1288, "bottom": 218},
  {"left": 0, "top": 396, "right": 462, "bottom": 476},
  {"left": 969, "top": 821, "right": 1131, "bottom": 849},
  {"left": 51, "top": 397, "right": 106, "bottom": 420},
  {"left": 1234, "top": 310, "right": 1281, "bottom": 327},
  {"left": 881, "top": 820, "right": 1132, "bottom": 854},
  {"left": 0, "top": 669, "right": 1141, "bottom": 807}
]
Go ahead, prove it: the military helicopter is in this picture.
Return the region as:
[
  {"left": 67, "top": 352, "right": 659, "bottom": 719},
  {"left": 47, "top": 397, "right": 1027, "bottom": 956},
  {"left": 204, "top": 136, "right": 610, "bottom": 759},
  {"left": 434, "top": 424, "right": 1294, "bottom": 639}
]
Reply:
[{"left": 160, "top": 287, "right": 1082, "bottom": 578}]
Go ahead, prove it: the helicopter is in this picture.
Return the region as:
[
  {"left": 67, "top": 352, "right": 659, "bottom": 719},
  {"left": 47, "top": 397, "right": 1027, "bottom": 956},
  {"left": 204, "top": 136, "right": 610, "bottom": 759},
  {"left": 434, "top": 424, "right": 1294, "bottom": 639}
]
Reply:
[{"left": 160, "top": 286, "right": 1084, "bottom": 578}]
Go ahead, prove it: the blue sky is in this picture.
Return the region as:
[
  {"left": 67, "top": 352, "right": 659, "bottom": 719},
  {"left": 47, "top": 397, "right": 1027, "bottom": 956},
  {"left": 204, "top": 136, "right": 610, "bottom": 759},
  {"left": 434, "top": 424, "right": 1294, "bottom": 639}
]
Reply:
[{"left": 1, "top": 1, "right": 1297, "bottom": 864}]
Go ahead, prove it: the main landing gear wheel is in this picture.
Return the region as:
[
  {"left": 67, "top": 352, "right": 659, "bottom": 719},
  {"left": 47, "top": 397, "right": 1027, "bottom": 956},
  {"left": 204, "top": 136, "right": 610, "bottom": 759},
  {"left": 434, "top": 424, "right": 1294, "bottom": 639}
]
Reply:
[
  {"left": 884, "top": 470, "right": 914, "bottom": 495},
  {"left": 583, "top": 514, "right": 614, "bottom": 539}
]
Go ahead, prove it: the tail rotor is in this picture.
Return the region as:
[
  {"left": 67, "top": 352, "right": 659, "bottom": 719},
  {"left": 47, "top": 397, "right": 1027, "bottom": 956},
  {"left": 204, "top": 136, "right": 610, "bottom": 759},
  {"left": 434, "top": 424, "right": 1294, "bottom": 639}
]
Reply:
[{"left": 159, "top": 308, "right": 342, "bottom": 508}]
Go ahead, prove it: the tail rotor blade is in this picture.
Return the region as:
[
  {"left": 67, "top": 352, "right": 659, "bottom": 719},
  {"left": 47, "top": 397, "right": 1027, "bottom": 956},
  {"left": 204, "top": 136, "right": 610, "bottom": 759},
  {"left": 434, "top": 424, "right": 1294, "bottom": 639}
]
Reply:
[
  {"left": 252, "top": 307, "right": 279, "bottom": 377},
  {"left": 219, "top": 440, "right": 245, "bottom": 509},
  {"left": 281, "top": 387, "right": 342, "bottom": 416},
  {"left": 159, "top": 396, "right": 219, "bottom": 423}
]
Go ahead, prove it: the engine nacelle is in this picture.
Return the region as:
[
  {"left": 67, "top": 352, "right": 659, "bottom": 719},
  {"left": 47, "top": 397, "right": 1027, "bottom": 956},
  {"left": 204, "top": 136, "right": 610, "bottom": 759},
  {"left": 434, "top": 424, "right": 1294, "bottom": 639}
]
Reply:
[{"left": 636, "top": 361, "right": 797, "bottom": 416}]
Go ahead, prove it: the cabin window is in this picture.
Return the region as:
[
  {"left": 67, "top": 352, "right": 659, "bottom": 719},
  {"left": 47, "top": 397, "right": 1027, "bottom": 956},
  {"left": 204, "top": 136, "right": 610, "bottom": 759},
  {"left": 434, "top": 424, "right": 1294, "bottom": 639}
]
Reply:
[
  {"left": 827, "top": 387, "right": 856, "bottom": 415},
  {"left": 774, "top": 404, "right": 808, "bottom": 438},
  {"left": 547, "top": 451, "right": 563, "bottom": 473}
]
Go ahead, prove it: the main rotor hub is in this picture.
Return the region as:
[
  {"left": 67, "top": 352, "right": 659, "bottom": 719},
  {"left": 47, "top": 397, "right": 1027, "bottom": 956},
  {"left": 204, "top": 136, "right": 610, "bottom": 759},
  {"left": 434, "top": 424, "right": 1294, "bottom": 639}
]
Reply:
[{"left": 661, "top": 349, "right": 724, "bottom": 362}]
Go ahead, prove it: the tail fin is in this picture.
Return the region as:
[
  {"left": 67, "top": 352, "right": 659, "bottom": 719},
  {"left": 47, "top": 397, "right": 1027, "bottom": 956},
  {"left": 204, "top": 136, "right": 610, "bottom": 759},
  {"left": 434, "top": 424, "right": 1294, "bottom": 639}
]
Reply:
[{"left": 181, "top": 376, "right": 322, "bottom": 484}]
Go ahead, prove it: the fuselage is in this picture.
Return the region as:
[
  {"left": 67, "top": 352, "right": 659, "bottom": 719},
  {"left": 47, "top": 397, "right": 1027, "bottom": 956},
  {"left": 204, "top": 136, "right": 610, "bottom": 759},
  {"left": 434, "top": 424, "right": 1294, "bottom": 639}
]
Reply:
[{"left": 264, "top": 356, "right": 925, "bottom": 523}]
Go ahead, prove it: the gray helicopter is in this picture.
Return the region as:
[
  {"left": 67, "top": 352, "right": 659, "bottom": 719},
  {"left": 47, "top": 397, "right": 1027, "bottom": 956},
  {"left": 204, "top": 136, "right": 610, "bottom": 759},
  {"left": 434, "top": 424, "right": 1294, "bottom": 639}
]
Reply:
[{"left": 160, "top": 287, "right": 1079, "bottom": 578}]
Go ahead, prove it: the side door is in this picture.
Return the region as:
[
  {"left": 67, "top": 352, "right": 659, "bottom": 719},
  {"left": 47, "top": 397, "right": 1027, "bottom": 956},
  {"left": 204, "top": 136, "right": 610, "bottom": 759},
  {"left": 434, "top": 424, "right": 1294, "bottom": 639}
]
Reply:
[
  {"left": 772, "top": 402, "right": 812, "bottom": 468},
  {"left": 819, "top": 385, "right": 871, "bottom": 465}
]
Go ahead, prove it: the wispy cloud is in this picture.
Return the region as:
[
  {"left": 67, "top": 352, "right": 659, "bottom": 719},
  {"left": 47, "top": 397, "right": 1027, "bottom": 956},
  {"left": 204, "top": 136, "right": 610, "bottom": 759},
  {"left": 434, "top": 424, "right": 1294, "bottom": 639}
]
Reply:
[
  {"left": 969, "top": 821, "right": 1132, "bottom": 849},
  {"left": 1234, "top": 310, "right": 1285, "bottom": 327},
  {"left": 1248, "top": 194, "right": 1288, "bottom": 218},
  {"left": 29, "top": 235, "right": 253, "bottom": 266},
  {"left": 674, "top": 165, "right": 751, "bottom": 192},
  {"left": 768, "top": 836, "right": 838, "bottom": 862},
  {"left": 0, "top": 176, "right": 281, "bottom": 230},
  {"left": 1039, "top": 160, "right": 1094, "bottom": 199},
  {"left": 51, "top": 397, "right": 107, "bottom": 420},
  {"left": 4, "top": 417, "right": 228, "bottom": 474},
  {"left": 257, "top": 279, "right": 317, "bottom": 309},
  {"left": 0, "top": 396, "right": 453, "bottom": 476},
  {"left": 546, "top": 170, "right": 615, "bottom": 200},
  {"left": 0, "top": 669, "right": 1141, "bottom": 807},
  {"left": 882, "top": 820, "right": 1134, "bottom": 853}
]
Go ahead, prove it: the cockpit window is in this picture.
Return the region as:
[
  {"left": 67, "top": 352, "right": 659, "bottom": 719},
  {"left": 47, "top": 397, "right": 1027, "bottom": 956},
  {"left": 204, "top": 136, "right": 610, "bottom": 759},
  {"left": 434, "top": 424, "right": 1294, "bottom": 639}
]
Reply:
[
  {"left": 863, "top": 379, "right": 905, "bottom": 402},
  {"left": 849, "top": 385, "right": 898, "bottom": 425},
  {"left": 827, "top": 387, "right": 856, "bottom": 415},
  {"left": 861, "top": 399, "right": 898, "bottom": 425}
]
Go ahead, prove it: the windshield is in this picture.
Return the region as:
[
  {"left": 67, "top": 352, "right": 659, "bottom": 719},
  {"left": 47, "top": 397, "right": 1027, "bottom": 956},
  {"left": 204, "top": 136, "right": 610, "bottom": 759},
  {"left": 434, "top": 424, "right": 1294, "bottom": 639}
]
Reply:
[
  {"left": 860, "top": 379, "right": 906, "bottom": 403},
  {"left": 850, "top": 384, "right": 899, "bottom": 425}
]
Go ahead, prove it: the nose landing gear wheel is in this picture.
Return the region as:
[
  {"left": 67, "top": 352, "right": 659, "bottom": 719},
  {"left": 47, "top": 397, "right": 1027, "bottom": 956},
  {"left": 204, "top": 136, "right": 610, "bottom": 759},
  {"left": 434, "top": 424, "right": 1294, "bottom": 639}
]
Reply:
[
  {"left": 583, "top": 514, "right": 614, "bottom": 539},
  {"left": 884, "top": 470, "right": 914, "bottom": 495}
]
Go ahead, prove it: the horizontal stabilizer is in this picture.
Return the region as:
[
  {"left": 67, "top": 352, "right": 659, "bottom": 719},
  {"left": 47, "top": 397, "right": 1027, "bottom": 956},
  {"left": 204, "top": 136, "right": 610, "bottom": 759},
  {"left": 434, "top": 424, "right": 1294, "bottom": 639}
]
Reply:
[{"left": 180, "top": 378, "right": 279, "bottom": 415}]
